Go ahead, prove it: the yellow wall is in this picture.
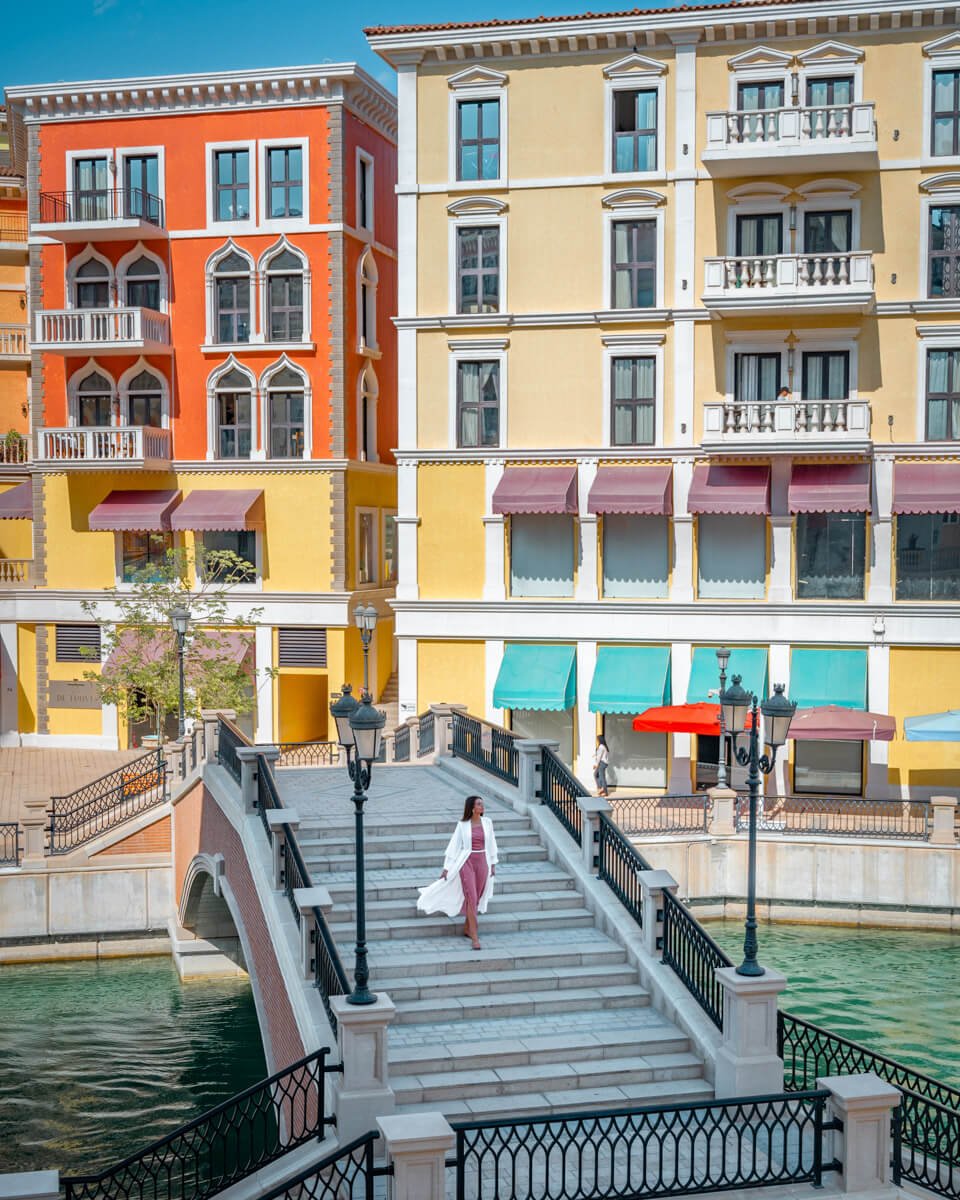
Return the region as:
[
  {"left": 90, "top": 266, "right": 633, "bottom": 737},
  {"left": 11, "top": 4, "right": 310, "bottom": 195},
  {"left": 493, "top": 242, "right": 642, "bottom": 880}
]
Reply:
[
  {"left": 417, "top": 640, "right": 485, "bottom": 715},
  {"left": 45, "top": 625, "right": 102, "bottom": 737},
  {"left": 418, "top": 464, "right": 485, "bottom": 599},
  {"left": 346, "top": 465, "right": 398, "bottom": 591},
  {"left": 16, "top": 623, "right": 35, "bottom": 734},
  {"left": 277, "top": 672, "right": 330, "bottom": 742},
  {"left": 0, "top": 511, "right": 31, "bottom": 560},
  {"left": 888, "top": 647, "right": 960, "bottom": 789}
]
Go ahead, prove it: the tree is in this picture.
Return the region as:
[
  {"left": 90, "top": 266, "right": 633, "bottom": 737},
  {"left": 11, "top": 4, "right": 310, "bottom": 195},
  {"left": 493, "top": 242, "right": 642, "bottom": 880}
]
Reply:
[{"left": 81, "top": 541, "right": 274, "bottom": 742}]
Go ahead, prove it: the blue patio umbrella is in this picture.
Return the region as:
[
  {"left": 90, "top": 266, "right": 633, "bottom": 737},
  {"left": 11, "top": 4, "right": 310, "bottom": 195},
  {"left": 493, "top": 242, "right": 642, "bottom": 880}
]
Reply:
[{"left": 904, "top": 711, "right": 960, "bottom": 742}]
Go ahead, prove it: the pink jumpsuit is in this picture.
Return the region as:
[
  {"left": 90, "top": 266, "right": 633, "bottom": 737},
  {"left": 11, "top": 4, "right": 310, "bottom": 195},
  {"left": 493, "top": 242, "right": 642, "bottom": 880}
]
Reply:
[{"left": 459, "top": 823, "right": 489, "bottom": 919}]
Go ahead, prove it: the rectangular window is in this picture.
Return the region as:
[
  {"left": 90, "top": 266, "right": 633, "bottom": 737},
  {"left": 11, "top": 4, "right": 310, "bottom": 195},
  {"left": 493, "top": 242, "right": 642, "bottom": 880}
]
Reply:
[
  {"left": 214, "top": 150, "right": 250, "bottom": 221},
  {"left": 794, "top": 739, "right": 863, "bottom": 796},
  {"left": 383, "top": 513, "right": 397, "bottom": 584},
  {"left": 55, "top": 624, "right": 101, "bottom": 662},
  {"left": 266, "top": 146, "right": 303, "bottom": 219},
  {"left": 929, "top": 205, "right": 960, "bottom": 297},
  {"left": 697, "top": 513, "right": 766, "bottom": 599},
  {"left": 735, "top": 213, "right": 783, "bottom": 256},
  {"left": 124, "top": 154, "right": 161, "bottom": 222},
  {"left": 926, "top": 347, "right": 960, "bottom": 439},
  {"left": 734, "top": 352, "right": 781, "bottom": 403},
  {"left": 202, "top": 531, "right": 257, "bottom": 581},
  {"left": 803, "top": 209, "right": 852, "bottom": 257},
  {"left": 802, "top": 350, "right": 850, "bottom": 400},
  {"left": 510, "top": 514, "right": 575, "bottom": 598},
  {"left": 737, "top": 80, "right": 784, "bottom": 142},
  {"left": 121, "top": 532, "right": 171, "bottom": 582},
  {"left": 896, "top": 512, "right": 960, "bottom": 600},
  {"left": 806, "top": 75, "right": 854, "bottom": 108},
  {"left": 358, "top": 154, "right": 373, "bottom": 230},
  {"left": 603, "top": 715, "right": 667, "bottom": 788},
  {"left": 456, "top": 360, "right": 500, "bottom": 448},
  {"left": 611, "top": 356, "right": 655, "bottom": 445},
  {"left": 613, "top": 89, "right": 657, "bottom": 173},
  {"left": 217, "top": 392, "right": 252, "bottom": 459},
  {"left": 277, "top": 627, "right": 327, "bottom": 668},
  {"left": 269, "top": 390, "right": 304, "bottom": 458},
  {"left": 73, "top": 157, "right": 109, "bottom": 221},
  {"left": 795, "top": 512, "right": 866, "bottom": 599},
  {"left": 511, "top": 707, "right": 574, "bottom": 768},
  {"left": 933, "top": 70, "right": 960, "bottom": 157},
  {"left": 611, "top": 219, "right": 656, "bottom": 309},
  {"left": 602, "top": 514, "right": 668, "bottom": 598},
  {"left": 357, "top": 511, "right": 377, "bottom": 585},
  {"left": 457, "top": 226, "right": 500, "bottom": 314},
  {"left": 458, "top": 99, "right": 500, "bottom": 181}
]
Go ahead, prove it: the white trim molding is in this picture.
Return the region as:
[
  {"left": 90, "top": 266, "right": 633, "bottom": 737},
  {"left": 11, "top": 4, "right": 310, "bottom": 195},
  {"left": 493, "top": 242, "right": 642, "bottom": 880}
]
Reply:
[
  {"left": 257, "top": 135, "right": 310, "bottom": 233},
  {"left": 447, "top": 337, "right": 509, "bottom": 451},
  {"left": 66, "top": 357, "right": 116, "bottom": 426},
  {"left": 257, "top": 234, "right": 312, "bottom": 343},
  {"left": 258, "top": 353, "right": 312, "bottom": 460},
  {"left": 447, "top": 66, "right": 509, "bottom": 191},
  {"left": 602, "top": 53, "right": 668, "bottom": 183},
  {"left": 64, "top": 243, "right": 115, "bottom": 309},
  {"left": 115, "top": 241, "right": 169, "bottom": 312},
  {"left": 923, "top": 35, "right": 960, "bottom": 166},
  {"left": 356, "top": 147, "right": 375, "bottom": 236},
  {"left": 117, "top": 357, "right": 171, "bottom": 428},
  {"left": 447, "top": 206, "right": 507, "bottom": 316},
  {"left": 205, "top": 138, "right": 257, "bottom": 235},
  {"left": 357, "top": 247, "right": 379, "bottom": 355},
  {"left": 603, "top": 196, "right": 667, "bottom": 311},
  {"left": 205, "top": 238, "right": 258, "bottom": 347},
  {"left": 205, "top": 354, "right": 259, "bottom": 461},
  {"left": 601, "top": 333, "right": 666, "bottom": 448}
]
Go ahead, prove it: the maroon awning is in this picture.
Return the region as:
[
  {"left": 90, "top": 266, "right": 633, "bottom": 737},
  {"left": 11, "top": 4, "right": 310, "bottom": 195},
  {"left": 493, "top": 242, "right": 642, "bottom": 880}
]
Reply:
[
  {"left": 892, "top": 462, "right": 960, "bottom": 514},
  {"left": 587, "top": 465, "right": 672, "bottom": 515},
  {"left": 788, "top": 463, "right": 871, "bottom": 513},
  {"left": 89, "top": 489, "right": 181, "bottom": 532},
  {"left": 170, "top": 489, "right": 265, "bottom": 531},
  {"left": 687, "top": 464, "right": 770, "bottom": 515},
  {"left": 789, "top": 705, "right": 895, "bottom": 742},
  {"left": 492, "top": 466, "right": 578, "bottom": 515},
  {"left": 0, "top": 481, "right": 32, "bottom": 520}
]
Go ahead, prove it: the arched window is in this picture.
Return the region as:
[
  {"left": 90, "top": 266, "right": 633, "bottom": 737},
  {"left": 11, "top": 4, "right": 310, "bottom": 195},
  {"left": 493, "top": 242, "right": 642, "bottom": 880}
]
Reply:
[
  {"left": 126, "top": 369, "right": 163, "bottom": 427},
  {"left": 358, "top": 250, "right": 378, "bottom": 351},
  {"left": 266, "top": 365, "right": 305, "bottom": 458},
  {"left": 214, "top": 252, "right": 251, "bottom": 344},
  {"left": 215, "top": 367, "right": 252, "bottom": 458},
  {"left": 75, "top": 258, "right": 110, "bottom": 309},
  {"left": 77, "top": 371, "right": 114, "bottom": 426},
  {"left": 124, "top": 255, "right": 162, "bottom": 311},
  {"left": 265, "top": 248, "right": 304, "bottom": 342},
  {"left": 359, "top": 365, "right": 378, "bottom": 462}
]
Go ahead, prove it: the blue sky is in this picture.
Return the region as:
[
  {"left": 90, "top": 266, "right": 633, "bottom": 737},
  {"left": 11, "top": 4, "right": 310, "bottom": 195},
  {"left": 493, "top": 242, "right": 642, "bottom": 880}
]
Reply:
[{"left": 2, "top": 0, "right": 683, "bottom": 96}]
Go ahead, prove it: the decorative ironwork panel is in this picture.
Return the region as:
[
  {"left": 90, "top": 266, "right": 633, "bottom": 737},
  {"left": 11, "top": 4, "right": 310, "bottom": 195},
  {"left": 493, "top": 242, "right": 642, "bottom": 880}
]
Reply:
[
  {"left": 256, "top": 759, "right": 281, "bottom": 842},
  {"left": 217, "top": 718, "right": 245, "bottom": 785},
  {"left": 394, "top": 724, "right": 411, "bottom": 762},
  {"left": 894, "top": 1090, "right": 960, "bottom": 1200},
  {"left": 257, "top": 1132, "right": 380, "bottom": 1200},
  {"left": 312, "top": 906, "right": 350, "bottom": 1038},
  {"left": 48, "top": 754, "right": 167, "bottom": 855},
  {"left": 418, "top": 710, "right": 435, "bottom": 756},
  {"left": 539, "top": 747, "right": 583, "bottom": 846},
  {"left": 274, "top": 741, "right": 339, "bottom": 768},
  {"left": 597, "top": 813, "right": 650, "bottom": 927},
  {"left": 451, "top": 712, "right": 519, "bottom": 785},
  {"left": 50, "top": 747, "right": 162, "bottom": 816},
  {"left": 733, "top": 795, "right": 931, "bottom": 840},
  {"left": 611, "top": 794, "right": 710, "bottom": 835},
  {"left": 0, "top": 821, "right": 21, "bottom": 866},
  {"left": 661, "top": 889, "right": 732, "bottom": 1031}
]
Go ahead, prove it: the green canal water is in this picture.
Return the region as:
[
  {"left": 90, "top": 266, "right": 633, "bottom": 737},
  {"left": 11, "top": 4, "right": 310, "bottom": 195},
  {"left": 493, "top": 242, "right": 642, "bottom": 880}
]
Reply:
[
  {"left": 0, "top": 956, "right": 267, "bottom": 1176},
  {"left": 708, "top": 919, "right": 960, "bottom": 1087}
]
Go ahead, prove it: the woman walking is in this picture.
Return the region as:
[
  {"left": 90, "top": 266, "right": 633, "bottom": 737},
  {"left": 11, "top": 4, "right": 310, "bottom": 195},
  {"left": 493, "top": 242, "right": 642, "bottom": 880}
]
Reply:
[
  {"left": 594, "top": 735, "right": 610, "bottom": 797},
  {"left": 416, "top": 795, "right": 499, "bottom": 950}
]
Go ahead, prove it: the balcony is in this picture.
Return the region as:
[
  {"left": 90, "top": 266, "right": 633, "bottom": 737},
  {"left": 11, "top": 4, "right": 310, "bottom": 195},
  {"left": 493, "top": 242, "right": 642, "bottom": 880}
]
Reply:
[
  {"left": 0, "top": 560, "right": 32, "bottom": 588},
  {"left": 702, "top": 252, "right": 874, "bottom": 316},
  {"left": 702, "top": 398, "right": 871, "bottom": 453},
  {"left": 0, "top": 214, "right": 27, "bottom": 260},
  {"left": 34, "top": 188, "right": 166, "bottom": 242},
  {"left": 34, "top": 307, "right": 171, "bottom": 355},
  {"left": 0, "top": 325, "right": 28, "bottom": 362},
  {"left": 37, "top": 427, "right": 173, "bottom": 471},
  {"left": 701, "top": 103, "right": 878, "bottom": 176}
]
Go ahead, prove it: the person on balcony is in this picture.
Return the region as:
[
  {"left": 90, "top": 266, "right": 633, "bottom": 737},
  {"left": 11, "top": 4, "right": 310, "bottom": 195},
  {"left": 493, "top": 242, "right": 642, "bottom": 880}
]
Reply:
[{"left": 416, "top": 795, "right": 498, "bottom": 950}]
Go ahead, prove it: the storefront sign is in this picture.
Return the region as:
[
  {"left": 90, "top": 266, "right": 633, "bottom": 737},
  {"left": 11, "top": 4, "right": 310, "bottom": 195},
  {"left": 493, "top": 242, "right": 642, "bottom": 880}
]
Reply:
[{"left": 47, "top": 681, "right": 101, "bottom": 709}]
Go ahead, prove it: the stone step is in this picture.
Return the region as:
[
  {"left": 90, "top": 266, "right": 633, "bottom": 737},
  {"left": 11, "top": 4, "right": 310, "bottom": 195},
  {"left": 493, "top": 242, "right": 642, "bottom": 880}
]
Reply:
[
  {"left": 298, "top": 811, "right": 532, "bottom": 840},
  {"left": 389, "top": 983, "right": 647, "bottom": 1026},
  {"left": 305, "top": 844, "right": 549, "bottom": 873},
  {"left": 323, "top": 866, "right": 577, "bottom": 904},
  {"left": 304, "top": 827, "right": 539, "bottom": 857},
  {"left": 368, "top": 934, "right": 628, "bottom": 979},
  {"left": 333, "top": 889, "right": 580, "bottom": 924},
  {"left": 330, "top": 905, "right": 596, "bottom": 943},
  {"left": 377, "top": 962, "right": 641, "bottom": 1003}
]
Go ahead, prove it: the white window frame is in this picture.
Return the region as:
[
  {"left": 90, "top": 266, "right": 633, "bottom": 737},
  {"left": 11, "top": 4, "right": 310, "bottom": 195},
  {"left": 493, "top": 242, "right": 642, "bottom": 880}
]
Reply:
[
  {"left": 915, "top": 324, "right": 960, "bottom": 441},
  {"left": 259, "top": 353, "right": 311, "bottom": 460},
  {"left": 205, "top": 354, "right": 259, "bottom": 461},
  {"left": 447, "top": 67, "right": 509, "bottom": 191},
  {"left": 602, "top": 192, "right": 667, "bottom": 312},
  {"left": 206, "top": 139, "right": 257, "bottom": 234},
  {"left": 116, "top": 144, "right": 167, "bottom": 216},
  {"left": 381, "top": 508, "right": 398, "bottom": 585},
  {"left": 356, "top": 148, "right": 375, "bottom": 236},
  {"left": 116, "top": 241, "right": 169, "bottom": 313},
  {"left": 723, "top": 331, "right": 790, "bottom": 404},
  {"left": 923, "top": 33, "right": 960, "bottom": 165},
  {"left": 794, "top": 180, "right": 861, "bottom": 254},
  {"left": 790, "top": 329, "right": 860, "bottom": 404},
  {"left": 724, "top": 46, "right": 793, "bottom": 111},
  {"left": 356, "top": 506, "right": 379, "bottom": 588},
  {"left": 357, "top": 247, "right": 379, "bottom": 355},
  {"left": 601, "top": 332, "right": 665, "bottom": 447},
  {"left": 447, "top": 337, "right": 508, "bottom": 451},
  {"left": 795, "top": 41, "right": 864, "bottom": 110},
  {"left": 258, "top": 136, "right": 309, "bottom": 233},
  {"left": 65, "top": 147, "right": 115, "bottom": 204},
  {"left": 723, "top": 183, "right": 792, "bottom": 256},
  {"left": 195, "top": 529, "right": 263, "bottom": 592},
  {"left": 67, "top": 358, "right": 117, "bottom": 426},
  {"left": 65, "top": 244, "right": 115, "bottom": 310},
  {"left": 920, "top": 175, "right": 960, "bottom": 300},
  {"left": 257, "top": 234, "right": 312, "bottom": 346},
  {"left": 117, "top": 356, "right": 171, "bottom": 428},
  {"left": 602, "top": 54, "right": 667, "bottom": 183},
  {"left": 358, "top": 363, "right": 379, "bottom": 463},
  {"left": 114, "top": 529, "right": 178, "bottom": 590},
  {"left": 447, "top": 202, "right": 507, "bottom": 315},
  {"left": 204, "top": 238, "right": 259, "bottom": 348}
]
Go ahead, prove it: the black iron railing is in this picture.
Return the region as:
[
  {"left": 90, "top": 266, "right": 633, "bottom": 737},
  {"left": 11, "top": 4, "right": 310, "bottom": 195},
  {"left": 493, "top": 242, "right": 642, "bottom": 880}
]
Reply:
[
  {"left": 49, "top": 751, "right": 166, "bottom": 855},
  {"left": 394, "top": 724, "right": 411, "bottom": 762},
  {"left": 451, "top": 1090, "right": 838, "bottom": 1200},
  {"left": 217, "top": 716, "right": 246, "bottom": 785},
  {"left": 62, "top": 1048, "right": 335, "bottom": 1200},
  {"left": 0, "top": 821, "right": 21, "bottom": 866},
  {"left": 274, "top": 741, "right": 339, "bottom": 768},
  {"left": 734, "top": 794, "right": 932, "bottom": 840},
  {"left": 661, "top": 888, "right": 733, "bottom": 1031},
  {"left": 280, "top": 833, "right": 310, "bottom": 929},
  {"left": 611, "top": 793, "right": 711, "bottom": 834},
  {"left": 312, "top": 904, "right": 351, "bottom": 1039},
  {"left": 451, "top": 711, "right": 519, "bottom": 785},
  {"left": 418, "top": 709, "right": 435, "bottom": 756},
  {"left": 894, "top": 1089, "right": 960, "bottom": 1200},
  {"left": 39, "top": 187, "right": 165, "bottom": 227},
  {"left": 257, "top": 1130, "right": 382, "bottom": 1200},
  {"left": 597, "top": 812, "right": 651, "bottom": 928},
  {"left": 256, "top": 756, "right": 282, "bottom": 842},
  {"left": 539, "top": 746, "right": 583, "bottom": 845}
]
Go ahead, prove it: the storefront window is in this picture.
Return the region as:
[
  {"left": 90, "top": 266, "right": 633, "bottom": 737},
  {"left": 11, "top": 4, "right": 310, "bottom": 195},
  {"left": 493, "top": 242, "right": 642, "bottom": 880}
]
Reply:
[
  {"left": 510, "top": 515, "right": 575, "bottom": 598},
  {"left": 896, "top": 513, "right": 960, "bottom": 600},
  {"left": 510, "top": 708, "right": 574, "bottom": 767},
  {"left": 121, "top": 532, "right": 171, "bottom": 582},
  {"left": 794, "top": 739, "right": 863, "bottom": 796},
  {"left": 796, "top": 513, "right": 866, "bottom": 599},
  {"left": 603, "top": 715, "right": 666, "bottom": 787}
]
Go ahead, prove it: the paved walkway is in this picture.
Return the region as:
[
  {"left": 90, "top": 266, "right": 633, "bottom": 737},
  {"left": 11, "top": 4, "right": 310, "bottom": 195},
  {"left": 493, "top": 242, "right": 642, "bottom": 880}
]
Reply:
[{"left": 0, "top": 748, "right": 143, "bottom": 824}]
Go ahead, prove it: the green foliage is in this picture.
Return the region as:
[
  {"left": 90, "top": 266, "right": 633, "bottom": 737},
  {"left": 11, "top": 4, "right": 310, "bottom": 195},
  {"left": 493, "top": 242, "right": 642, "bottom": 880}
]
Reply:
[{"left": 81, "top": 541, "right": 274, "bottom": 739}]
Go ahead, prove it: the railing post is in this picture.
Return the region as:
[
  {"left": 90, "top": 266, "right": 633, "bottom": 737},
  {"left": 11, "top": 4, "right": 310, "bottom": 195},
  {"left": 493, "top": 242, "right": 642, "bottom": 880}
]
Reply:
[
  {"left": 817, "top": 1074, "right": 901, "bottom": 1194},
  {"left": 293, "top": 886, "right": 333, "bottom": 980},
  {"left": 406, "top": 715, "right": 420, "bottom": 757},
  {"left": 265, "top": 809, "right": 300, "bottom": 890},
  {"left": 930, "top": 795, "right": 957, "bottom": 845},
  {"left": 377, "top": 1113, "right": 455, "bottom": 1200},
  {"left": 21, "top": 799, "right": 49, "bottom": 867},
  {"left": 707, "top": 786, "right": 737, "bottom": 836},
  {"left": 427, "top": 702, "right": 467, "bottom": 759},
  {"left": 382, "top": 731, "right": 396, "bottom": 764},
  {"left": 329, "top": 994, "right": 396, "bottom": 1144},
  {"left": 515, "top": 738, "right": 558, "bottom": 806},
  {"left": 713, "top": 965, "right": 788, "bottom": 1097},
  {"left": 162, "top": 740, "right": 186, "bottom": 788},
  {"left": 0, "top": 1172, "right": 59, "bottom": 1200},
  {"left": 576, "top": 795, "right": 610, "bottom": 873},
  {"left": 235, "top": 746, "right": 261, "bottom": 814},
  {"left": 638, "top": 869, "right": 679, "bottom": 957},
  {"left": 200, "top": 709, "right": 235, "bottom": 764}
]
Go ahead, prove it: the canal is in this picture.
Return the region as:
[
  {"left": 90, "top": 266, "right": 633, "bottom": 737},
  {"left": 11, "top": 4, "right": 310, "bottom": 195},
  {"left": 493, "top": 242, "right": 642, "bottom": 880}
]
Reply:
[
  {"left": 0, "top": 956, "right": 267, "bottom": 1175},
  {"left": 709, "top": 919, "right": 960, "bottom": 1087}
]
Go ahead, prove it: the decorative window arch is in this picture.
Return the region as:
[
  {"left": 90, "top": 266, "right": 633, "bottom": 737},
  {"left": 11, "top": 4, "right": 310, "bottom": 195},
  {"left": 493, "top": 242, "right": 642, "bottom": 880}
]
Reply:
[
  {"left": 204, "top": 240, "right": 256, "bottom": 346},
  {"left": 260, "top": 355, "right": 310, "bottom": 459},
  {"left": 258, "top": 237, "right": 311, "bottom": 343},
  {"left": 358, "top": 364, "right": 379, "bottom": 463},
  {"left": 67, "top": 359, "right": 117, "bottom": 426},
  {"left": 357, "top": 248, "right": 378, "bottom": 354},
  {"left": 66, "top": 245, "right": 114, "bottom": 310},
  {"left": 118, "top": 358, "right": 169, "bottom": 428},
  {"left": 117, "top": 242, "right": 168, "bottom": 312},
  {"left": 206, "top": 356, "right": 257, "bottom": 460}
]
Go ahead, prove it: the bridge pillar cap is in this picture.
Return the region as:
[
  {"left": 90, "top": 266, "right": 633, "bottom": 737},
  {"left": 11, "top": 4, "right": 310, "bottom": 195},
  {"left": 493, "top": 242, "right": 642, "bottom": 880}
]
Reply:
[
  {"left": 637, "top": 869, "right": 678, "bottom": 890},
  {"left": 264, "top": 809, "right": 299, "bottom": 830},
  {"left": 577, "top": 795, "right": 611, "bottom": 817},
  {"left": 293, "top": 885, "right": 332, "bottom": 911},
  {"left": 377, "top": 1111, "right": 455, "bottom": 1153},
  {"left": 817, "top": 1073, "right": 902, "bottom": 1110},
  {"left": 0, "top": 1171, "right": 60, "bottom": 1200},
  {"left": 715, "top": 965, "right": 787, "bottom": 995},
  {"left": 330, "top": 992, "right": 396, "bottom": 1021}
]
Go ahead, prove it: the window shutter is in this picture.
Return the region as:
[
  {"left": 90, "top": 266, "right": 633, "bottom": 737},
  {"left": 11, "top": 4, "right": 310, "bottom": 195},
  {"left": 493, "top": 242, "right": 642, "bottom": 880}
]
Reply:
[
  {"left": 55, "top": 624, "right": 102, "bottom": 663},
  {"left": 277, "top": 627, "right": 327, "bottom": 668}
]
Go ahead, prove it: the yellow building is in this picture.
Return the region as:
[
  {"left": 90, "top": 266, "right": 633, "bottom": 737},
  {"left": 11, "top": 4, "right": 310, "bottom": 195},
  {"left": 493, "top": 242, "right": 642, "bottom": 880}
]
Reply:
[{"left": 368, "top": 0, "right": 960, "bottom": 799}]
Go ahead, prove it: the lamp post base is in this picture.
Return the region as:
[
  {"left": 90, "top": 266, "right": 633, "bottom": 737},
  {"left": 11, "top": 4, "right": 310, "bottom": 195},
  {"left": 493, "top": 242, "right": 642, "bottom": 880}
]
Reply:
[
  {"left": 347, "top": 986, "right": 377, "bottom": 1006},
  {"left": 735, "top": 958, "right": 766, "bottom": 978}
]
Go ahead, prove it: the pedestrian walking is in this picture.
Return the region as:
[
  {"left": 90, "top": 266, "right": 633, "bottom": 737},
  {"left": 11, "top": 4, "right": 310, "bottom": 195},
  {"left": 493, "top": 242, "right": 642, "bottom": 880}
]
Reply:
[
  {"left": 593, "top": 735, "right": 610, "bottom": 797},
  {"left": 416, "top": 795, "right": 499, "bottom": 950}
]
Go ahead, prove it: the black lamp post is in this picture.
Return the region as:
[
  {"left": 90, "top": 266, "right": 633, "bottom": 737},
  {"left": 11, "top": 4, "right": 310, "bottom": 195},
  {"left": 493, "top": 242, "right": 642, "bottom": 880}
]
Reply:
[
  {"left": 715, "top": 646, "right": 731, "bottom": 788},
  {"left": 353, "top": 604, "right": 378, "bottom": 695},
  {"left": 170, "top": 604, "right": 191, "bottom": 740},
  {"left": 330, "top": 682, "right": 386, "bottom": 1006},
  {"left": 720, "top": 675, "right": 796, "bottom": 977}
]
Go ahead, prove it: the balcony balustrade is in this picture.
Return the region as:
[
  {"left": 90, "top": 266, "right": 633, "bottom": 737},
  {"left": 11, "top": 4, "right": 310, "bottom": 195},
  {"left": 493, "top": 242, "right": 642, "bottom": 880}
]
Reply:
[
  {"left": 34, "top": 307, "right": 171, "bottom": 355},
  {"left": 37, "top": 426, "right": 173, "bottom": 471},
  {"left": 0, "top": 214, "right": 27, "bottom": 259},
  {"left": 702, "top": 102, "right": 877, "bottom": 175},
  {"left": 702, "top": 252, "right": 874, "bottom": 315},
  {"left": 0, "top": 324, "right": 29, "bottom": 360},
  {"left": 34, "top": 188, "right": 166, "bottom": 241},
  {"left": 0, "top": 560, "right": 32, "bottom": 587},
  {"left": 702, "top": 398, "right": 872, "bottom": 450}
]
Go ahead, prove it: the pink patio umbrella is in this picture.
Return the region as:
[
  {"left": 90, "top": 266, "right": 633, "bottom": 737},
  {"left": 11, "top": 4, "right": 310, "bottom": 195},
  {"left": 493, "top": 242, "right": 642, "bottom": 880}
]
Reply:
[{"left": 788, "top": 705, "right": 896, "bottom": 742}]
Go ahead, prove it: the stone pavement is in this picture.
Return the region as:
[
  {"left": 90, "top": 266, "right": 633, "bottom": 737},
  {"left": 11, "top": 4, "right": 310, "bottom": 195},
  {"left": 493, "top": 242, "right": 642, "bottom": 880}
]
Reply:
[{"left": 0, "top": 747, "right": 143, "bottom": 824}]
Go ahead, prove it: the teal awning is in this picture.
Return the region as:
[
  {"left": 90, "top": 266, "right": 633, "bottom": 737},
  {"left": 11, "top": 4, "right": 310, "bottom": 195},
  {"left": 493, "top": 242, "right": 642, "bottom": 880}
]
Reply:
[
  {"left": 589, "top": 646, "right": 671, "bottom": 714},
  {"left": 493, "top": 644, "right": 576, "bottom": 712},
  {"left": 687, "top": 647, "right": 768, "bottom": 702},
  {"left": 789, "top": 648, "right": 867, "bottom": 710}
]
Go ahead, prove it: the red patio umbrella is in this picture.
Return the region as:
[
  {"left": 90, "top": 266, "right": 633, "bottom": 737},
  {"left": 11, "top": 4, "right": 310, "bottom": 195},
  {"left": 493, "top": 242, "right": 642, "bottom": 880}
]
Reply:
[
  {"left": 788, "top": 706, "right": 896, "bottom": 741},
  {"left": 633, "top": 702, "right": 754, "bottom": 736}
]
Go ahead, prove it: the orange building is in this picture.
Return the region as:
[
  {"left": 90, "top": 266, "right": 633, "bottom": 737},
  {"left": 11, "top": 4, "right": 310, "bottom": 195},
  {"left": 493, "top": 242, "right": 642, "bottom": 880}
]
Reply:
[{"left": 4, "top": 67, "right": 397, "bottom": 747}]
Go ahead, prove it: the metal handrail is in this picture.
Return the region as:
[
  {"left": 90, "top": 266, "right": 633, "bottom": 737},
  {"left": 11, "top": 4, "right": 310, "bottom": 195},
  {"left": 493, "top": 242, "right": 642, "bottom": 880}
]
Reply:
[
  {"left": 660, "top": 887, "right": 733, "bottom": 1030},
  {"left": 417, "top": 709, "right": 435, "bottom": 756},
  {"left": 735, "top": 793, "right": 933, "bottom": 840},
  {"left": 216, "top": 716, "right": 247, "bottom": 785},
  {"left": 50, "top": 747, "right": 161, "bottom": 814},
  {"left": 451, "top": 710, "right": 519, "bottom": 785},
  {"left": 394, "top": 724, "right": 411, "bottom": 762},
  {"left": 273, "top": 741, "right": 339, "bottom": 768},
  {"left": 48, "top": 751, "right": 167, "bottom": 854},
  {"left": 0, "top": 821, "right": 21, "bottom": 866},
  {"left": 0, "top": 214, "right": 27, "bottom": 241},
  {"left": 539, "top": 745, "right": 583, "bottom": 845},
  {"left": 255, "top": 1130, "right": 381, "bottom": 1200},
  {"left": 610, "top": 793, "right": 710, "bottom": 834},
  {"left": 38, "top": 187, "right": 165, "bottom": 227},
  {"left": 597, "top": 813, "right": 651, "bottom": 927}
]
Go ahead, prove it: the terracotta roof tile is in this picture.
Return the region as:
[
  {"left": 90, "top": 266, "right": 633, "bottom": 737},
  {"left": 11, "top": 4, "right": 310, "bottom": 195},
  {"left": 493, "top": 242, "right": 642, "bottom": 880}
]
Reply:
[{"left": 0, "top": 165, "right": 21, "bottom": 178}]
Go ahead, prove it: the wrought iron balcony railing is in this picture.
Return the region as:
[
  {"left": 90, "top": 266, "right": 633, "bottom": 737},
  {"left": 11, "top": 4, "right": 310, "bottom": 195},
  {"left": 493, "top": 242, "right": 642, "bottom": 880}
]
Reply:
[
  {"left": 34, "top": 307, "right": 170, "bottom": 353},
  {"left": 38, "top": 426, "right": 173, "bottom": 468},
  {"left": 37, "top": 187, "right": 164, "bottom": 228}
]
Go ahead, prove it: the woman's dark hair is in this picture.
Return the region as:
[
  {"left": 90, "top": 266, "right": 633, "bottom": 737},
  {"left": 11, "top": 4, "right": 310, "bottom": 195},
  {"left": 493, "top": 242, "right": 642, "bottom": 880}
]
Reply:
[
  {"left": 462, "top": 794, "right": 483, "bottom": 820},
  {"left": 597, "top": 735, "right": 609, "bottom": 749}
]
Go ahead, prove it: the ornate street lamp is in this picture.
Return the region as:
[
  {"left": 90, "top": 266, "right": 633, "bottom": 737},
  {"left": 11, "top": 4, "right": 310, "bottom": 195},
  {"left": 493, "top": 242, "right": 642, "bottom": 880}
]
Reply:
[
  {"left": 720, "top": 675, "right": 796, "bottom": 977},
  {"left": 330, "top": 683, "right": 386, "bottom": 1006},
  {"left": 353, "top": 603, "right": 378, "bottom": 694},
  {"left": 715, "top": 646, "right": 731, "bottom": 788},
  {"left": 170, "top": 604, "right": 191, "bottom": 740}
]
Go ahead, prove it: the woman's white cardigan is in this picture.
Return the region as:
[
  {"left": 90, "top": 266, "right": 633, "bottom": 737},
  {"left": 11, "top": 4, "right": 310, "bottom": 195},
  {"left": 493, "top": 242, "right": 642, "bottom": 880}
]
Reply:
[{"left": 416, "top": 816, "right": 499, "bottom": 918}]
